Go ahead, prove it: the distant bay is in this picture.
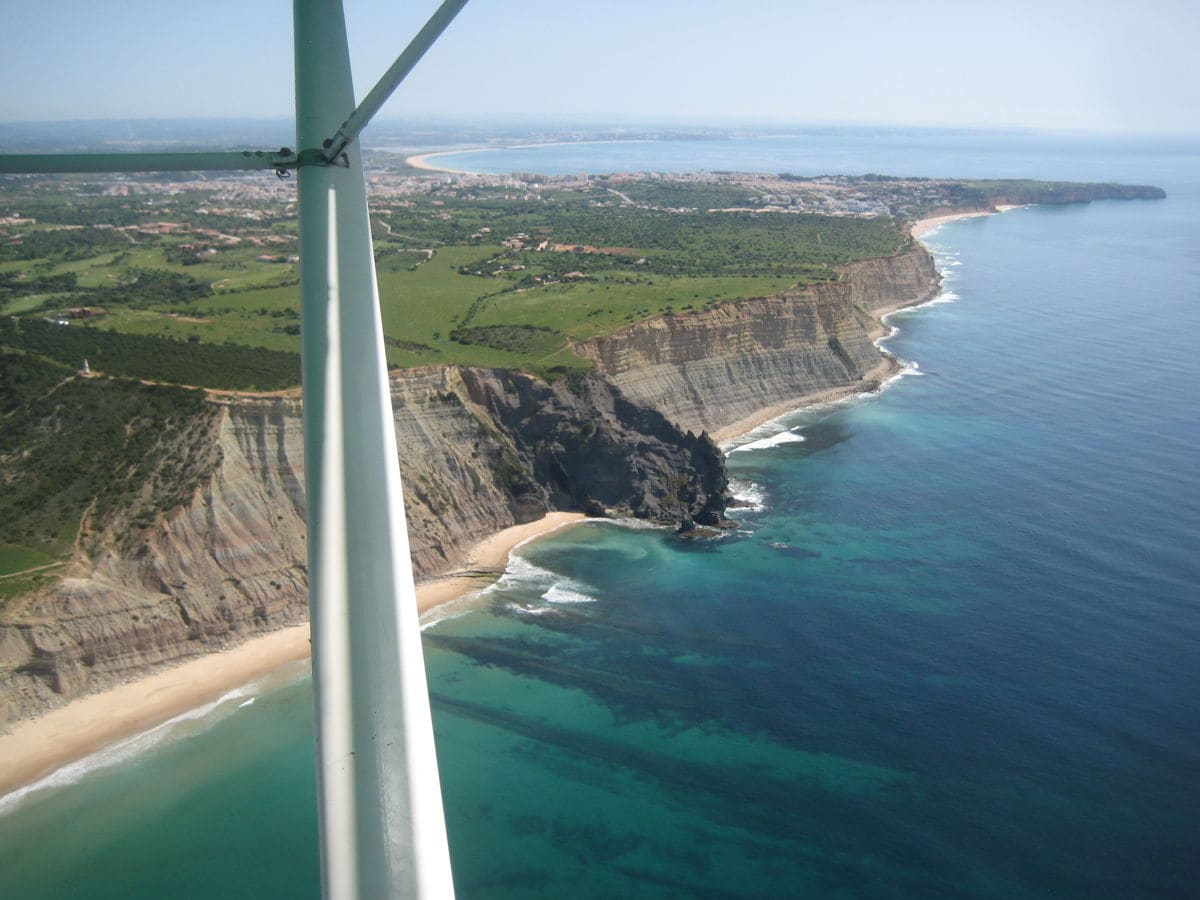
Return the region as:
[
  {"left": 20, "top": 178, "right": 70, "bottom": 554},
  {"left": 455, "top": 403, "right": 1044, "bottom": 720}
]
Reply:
[
  {"left": 2, "top": 129, "right": 1198, "bottom": 898},
  {"left": 423, "top": 126, "right": 1196, "bottom": 183}
]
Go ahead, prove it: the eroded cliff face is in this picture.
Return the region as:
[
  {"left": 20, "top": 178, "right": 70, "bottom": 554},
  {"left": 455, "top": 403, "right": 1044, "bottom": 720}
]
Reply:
[
  {"left": 0, "top": 368, "right": 727, "bottom": 726},
  {"left": 458, "top": 368, "right": 728, "bottom": 526},
  {"left": 0, "top": 245, "right": 932, "bottom": 726},
  {"left": 0, "top": 398, "right": 310, "bottom": 725},
  {"left": 577, "top": 245, "right": 939, "bottom": 435}
]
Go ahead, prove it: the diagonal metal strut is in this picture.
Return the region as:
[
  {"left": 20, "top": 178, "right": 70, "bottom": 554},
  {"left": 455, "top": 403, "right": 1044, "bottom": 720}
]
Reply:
[
  {"left": 293, "top": 1, "right": 463, "bottom": 897},
  {"left": 319, "top": 0, "right": 470, "bottom": 163},
  {"left": 0, "top": 0, "right": 468, "bottom": 177}
]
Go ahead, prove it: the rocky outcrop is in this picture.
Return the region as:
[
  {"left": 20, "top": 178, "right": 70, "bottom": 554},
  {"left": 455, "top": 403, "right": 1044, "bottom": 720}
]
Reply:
[
  {"left": 458, "top": 368, "right": 728, "bottom": 526},
  {"left": 577, "top": 245, "right": 939, "bottom": 435},
  {"left": 390, "top": 366, "right": 729, "bottom": 571},
  {"left": 0, "top": 367, "right": 727, "bottom": 726}
]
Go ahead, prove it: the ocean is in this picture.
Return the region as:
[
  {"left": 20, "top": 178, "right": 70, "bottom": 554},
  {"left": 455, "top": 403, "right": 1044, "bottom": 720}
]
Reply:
[{"left": 2, "top": 128, "right": 1198, "bottom": 898}]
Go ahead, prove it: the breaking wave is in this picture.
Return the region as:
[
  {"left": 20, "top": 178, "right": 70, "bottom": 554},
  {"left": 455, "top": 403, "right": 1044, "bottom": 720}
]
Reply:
[
  {"left": 542, "top": 584, "right": 598, "bottom": 604},
  {"left": 728, "top": 478, "right": 767, "bottom": 511},
  {"left": 727, "top": 427, "right": 806, "bottom": 455},
  {"left": 0, "top": 681, "right": 263, "bottom": 814}
]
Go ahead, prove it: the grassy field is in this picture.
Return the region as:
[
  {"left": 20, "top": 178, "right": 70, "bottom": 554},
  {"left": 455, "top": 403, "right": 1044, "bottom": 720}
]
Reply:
[
  {"left": 470, "top": 273, "right": 798, "bottom": 340},
  {"left": 0, "top": 544, "right": 56, "bottom": 578},
  {"left": 2, "top": 178, "right": 911, "bottom": 388},
  {"left": 0, "top": 569, "right": 64, "bottom": 603},
  {"left": 0, "top": 542, "right": 63, "bottom": 604}
]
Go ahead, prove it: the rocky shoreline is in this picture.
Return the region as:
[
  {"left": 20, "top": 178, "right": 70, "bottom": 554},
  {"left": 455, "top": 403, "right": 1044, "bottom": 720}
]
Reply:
[{"left": 0, "top": 238, "right": 941, "bottom": 731}]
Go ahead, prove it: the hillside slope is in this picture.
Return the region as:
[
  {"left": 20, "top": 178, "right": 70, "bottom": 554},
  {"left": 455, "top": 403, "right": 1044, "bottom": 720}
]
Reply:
[{"left": 0, "top": 366, "right": 727, "bottom": 725}]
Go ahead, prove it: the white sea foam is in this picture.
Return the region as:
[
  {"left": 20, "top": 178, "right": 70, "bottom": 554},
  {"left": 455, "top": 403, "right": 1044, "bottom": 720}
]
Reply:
[
  {"left": 873, "top": 287, "right": 961, "bottom": 359},
  {"left": 505, "top": 602, "right": 556, "bottom": 617},
  {"left": 237, "top": 697, "right": 256, "bottom": 709},
  {"left": 600, "top": 516, "right": 671, "bottom": 532},
  {"left": 884, "top": 289, "right": 959, "bottom": 326},
  {"left": 727, "top": 428, "right": 805, "bottom": 454},
  {"left": 422, "top": 520, "right": 635, "bottom": 630},
  {"left": 489, "top": 555, "right": 601, "bottom": 605},
  {"left": 719, "top": 407, "right": 807, "bottom": 454},
  {"left": 542, "top": 584, "right": 598, "bottom": 604},
  {"left": 887, "top": 360, "right": 923, "bottom": 385},
  {"left": 0, "top": 682, "right": 260, "bottom": 813},
  {"left": 494, "top": 555, "right": 561, "bottom": 591},
  {"left": 728, "top": 478, "right": 767, "bottom": 511},
  {"left": 419, "top": 592, "right": 486, "bottom": 631}
]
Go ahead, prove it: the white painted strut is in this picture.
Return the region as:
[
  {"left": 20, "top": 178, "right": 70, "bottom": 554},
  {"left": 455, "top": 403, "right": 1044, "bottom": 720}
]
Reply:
[{"left": 294, "top": 1, "right": 456, "bottom": 897}]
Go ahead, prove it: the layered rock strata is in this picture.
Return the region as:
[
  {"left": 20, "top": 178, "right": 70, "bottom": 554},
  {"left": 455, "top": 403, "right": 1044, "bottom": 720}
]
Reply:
[
  {"left": 0, "top": 398, "right": 310, "bottom": 725},
  {"left": 577, "top": 245, "right": 939, "bottom": 435},
  {"left": 0, "top": 368, "right": 727, "bottom": 726}
]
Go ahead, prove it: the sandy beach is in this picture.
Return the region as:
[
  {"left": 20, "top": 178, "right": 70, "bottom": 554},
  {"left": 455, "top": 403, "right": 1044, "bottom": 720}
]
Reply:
[
  {"left": 0, "top": 511, "right": 585, "bottom": 798},
  {"left": 711, "top": 357, "right": 900, "bottom": 445},
  {"left": 405, "top": 149, "right": 481, "bottom": 174},
  {"left": 714, "top": 208, "right": 1018, "bottom": 446},
  {"left": 406, "top": 139, "right": 654, "bottom": 175},
  {"left": 910, "top": 205, "right": 1019, "bottom": 240}
]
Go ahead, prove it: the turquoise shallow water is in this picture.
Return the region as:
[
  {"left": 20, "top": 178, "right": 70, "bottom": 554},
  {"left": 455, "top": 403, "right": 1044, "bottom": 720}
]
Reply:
[{"left": 2, "top": 131, "right": 1198, "bottom": 898}]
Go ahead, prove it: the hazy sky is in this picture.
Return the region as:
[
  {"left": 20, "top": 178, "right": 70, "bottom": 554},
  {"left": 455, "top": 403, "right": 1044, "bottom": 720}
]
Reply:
[{"left": 1, "top": 0, "right": 1197, "bottom": 134}]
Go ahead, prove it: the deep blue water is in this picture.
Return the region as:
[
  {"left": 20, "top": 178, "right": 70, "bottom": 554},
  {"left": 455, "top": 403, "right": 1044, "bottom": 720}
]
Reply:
[{"left": 2, "top": 130, "right": 1198, "bottom": 898}]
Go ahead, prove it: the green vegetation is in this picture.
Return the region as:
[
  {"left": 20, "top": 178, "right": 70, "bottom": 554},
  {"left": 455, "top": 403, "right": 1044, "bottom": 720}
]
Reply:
[
  {"left": 448, "top": 324, "right": 564, "bottom": 356},
  {"left": 0, "top": 225, "right": 131, "bottom": 262},
  {"left": 0, "top": 569, "right": 63, "bottom": 602},
  {"left": 599, "top": 179, "right": 761, "bottom": 209},
  {"left": 1, "top": 317, "right": 300, "bottom": 390},
  {"left": 0, "top": 351, "right": 217, "bottom": 569},
  {"left": 365, "top": 189, "right": 908, "bottom": 375},
  {"left": 468, "top": 274, "right": 797, "bottom": 340},
  {"left": 1, "top": 173, "right": 913, "bottom": 386},
  {"left": 955, "top": 179, "right": 1166, "bottom": 206},
  {"left": 0, "top": 544, "right": 55, "bottom": 577},
  {"left": 4, "top": 170, "right": 1157, "bottom": 390}
]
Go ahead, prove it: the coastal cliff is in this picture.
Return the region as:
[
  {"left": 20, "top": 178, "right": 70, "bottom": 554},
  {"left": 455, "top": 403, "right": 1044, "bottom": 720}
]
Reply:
[
  {"left": 0, "top": 398, "right": 310, "bottom": 725},
  {"left": 0, "top": 244, "right": 933, "bottom": 727},
  {"left": 0, "top": 367, "right": 726, "bottom": 726},
  {"left": 577, "top": 244, "right": 939, "bottom": 435}
]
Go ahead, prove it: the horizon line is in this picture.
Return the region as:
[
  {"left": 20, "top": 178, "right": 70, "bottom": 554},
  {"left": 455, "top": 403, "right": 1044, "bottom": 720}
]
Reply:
[{"left": 0, "top": 115, "right": 1198, "bottom": 141}]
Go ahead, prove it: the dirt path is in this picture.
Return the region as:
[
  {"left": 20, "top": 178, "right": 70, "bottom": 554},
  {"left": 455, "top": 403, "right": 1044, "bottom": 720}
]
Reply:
[{"left": 0, "top": 561, "right": 66, "bottom": 581}]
